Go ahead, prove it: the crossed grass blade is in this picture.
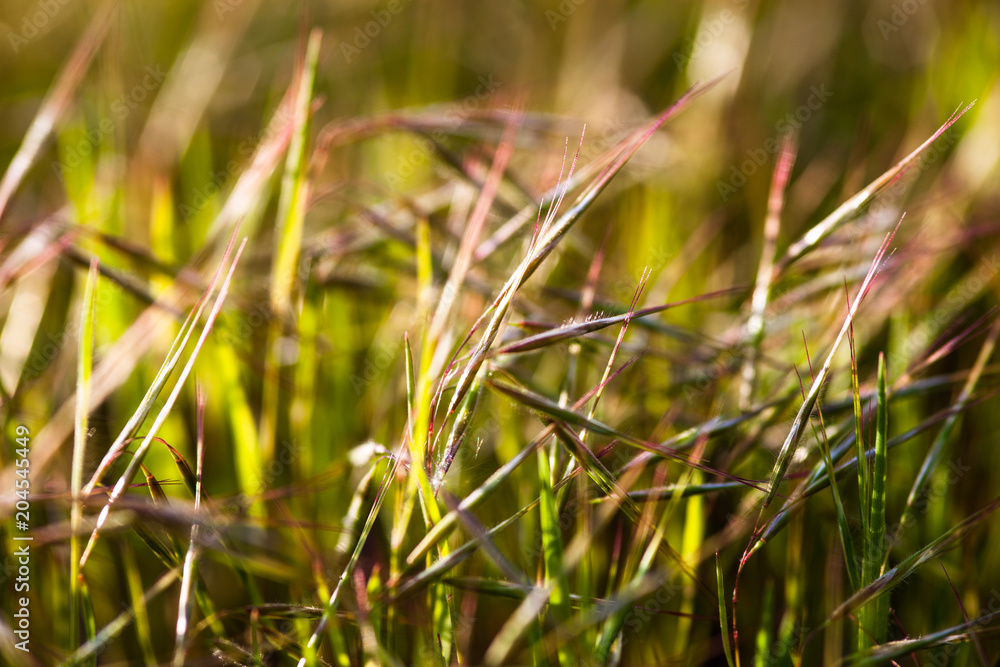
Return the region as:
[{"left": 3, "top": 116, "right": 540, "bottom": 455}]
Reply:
[
  {"left": 759, "top": 216, "right": 900, "bottom": 514},
  {"left": 402, "top": 357, "right": 640, "bottom": 572},
  {"left": 492, "top": 289, "right": 739, "bottom": 357},
  {"left": 809, "top": 496, "right": 1000, "bottom": 649},
  {"left": 260, "top": 28, "right": 323, "bottom": 472},
  {"left": 893, "top": 318, "right": 1000, "bottom": 552},
  {"left": 777, "top": 102, "right": 975, "bottom": 272},
  {"left": 296, "top": 453, "right": 398, "bottom": 667},
  {"left": 846, "top": 619, "right": 1000, "bottom": 666},
  {"left": 439, "top": 80, "right": 719, "bottom": 435}
]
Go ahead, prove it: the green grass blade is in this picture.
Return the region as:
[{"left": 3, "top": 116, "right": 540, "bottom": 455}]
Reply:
[
  {"left": 487, "top": 378, "right": 731, "bottom": 479},
  {"left": 812, "top": 418, "right": 860, "bottom": 592},
  {"left": 849, "top": 323, "right": 869, "bottom": 550},
  {"left": 403, "top": 363, "right": 640, "bottom": 570},
  {"left": 63, "top": 569, "right": 181, "bottom": 666},
  {"left": 859, "top": 353, "right": 889, "bottom": 648},
  {"left": 80, "top": 235, "right": 247, "bottom": 568},
  {"left": 753, "top": 581, "right": 774, "bottom": 667},
  {"left": 260, "top": 28, "right": 322, "bottom": 467},
  {"left": 77, "top": 577, "right": 97, "bottom": 667},
  {"left": 121, "top": 543, "right": 157, "bottom": 666},
  {"left": 405, "top": 424, "right": 547, "bottom": 569}
]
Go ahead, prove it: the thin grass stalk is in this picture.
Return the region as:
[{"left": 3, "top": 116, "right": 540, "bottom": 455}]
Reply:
[
  {"left": 172, "top": 384, "right": 207, "bottom": 666},
  {"left": 809, "top": 404, "right": 860, "bottom": 591},
  {"left": 63, "top": 568, "right": 180, "bottom": 666},
  {"left": 121, "top": 543, "right": 157, "bottom": 666},
  {"left": 739, "top": 132, "right": 797, "bottom": 410},
  {"left": 849, "top": 320, "right": 870, "bottom": 551},
  {"left": 0, "top": 4, "right": 116, "bottom": 224},
  {"left": 537, "top": 427, "right": 573, "bottom": 666},
  {"left": 70, "top": 258, "right": 98, "bottom": 653},
  {"left": 296, "top": 457, "right": 397, "bottom": 667}
]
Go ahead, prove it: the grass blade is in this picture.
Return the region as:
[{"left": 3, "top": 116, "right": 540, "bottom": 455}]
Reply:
[
  {"left": 443, "top": 81, "right": 713, "bottom": 426},
  {"left": 740, "top": 132, "right": 797, "bottom": 410},
  {"left": 260, "top": 28, "right": 323, "bottom": 468},
  {"left": 777, "top": 103, "right": 975, "bottom": 270},
  {"left": 718, "top": 551, "right": 736, "bottom": 667},
  {"left": 859, "top": 353, "right": 889, "bottom": 648},
  {"left": 70, "top": 258, "right": 98, "bottom": 653},
  {"left": 893, "top": 318, "right": 1000, "bottom": 551},
  {"left": 0, "top": 4, "right": 116, "bottom": 224},
  {"left": 296, "top": 456, "right": 397, "bottom": 666},
  {"left": 79, "top": 235, "right": 248, "bottom": 568},
  {"left": 760, "top": 218, "right": 899, "bottom": 512},
  {"left": 824, "top": 497, "right": 1000, "bottom": 632}
]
